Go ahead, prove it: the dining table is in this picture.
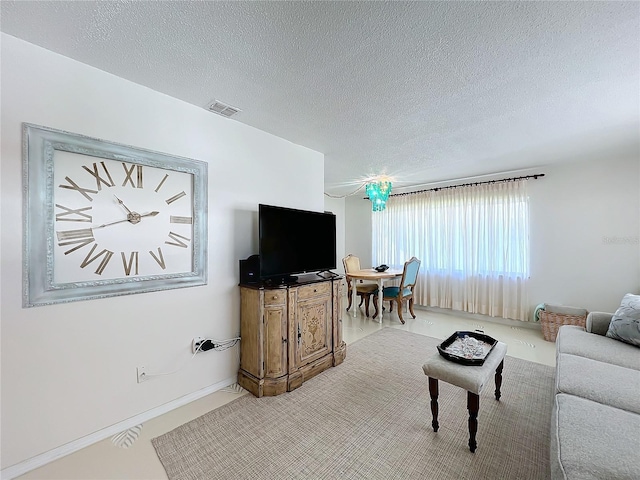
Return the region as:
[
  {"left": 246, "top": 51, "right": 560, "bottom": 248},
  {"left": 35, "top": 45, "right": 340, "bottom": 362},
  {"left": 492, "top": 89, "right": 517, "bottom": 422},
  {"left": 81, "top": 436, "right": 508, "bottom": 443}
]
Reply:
[{"left": 347, "top": 268, "right": 403, "bottom": 323}]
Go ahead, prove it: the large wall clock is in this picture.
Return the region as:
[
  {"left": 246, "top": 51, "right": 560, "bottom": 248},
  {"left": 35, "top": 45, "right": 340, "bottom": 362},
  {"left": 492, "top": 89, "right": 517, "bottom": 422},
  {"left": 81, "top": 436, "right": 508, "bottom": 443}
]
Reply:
[{"left": 23, "top": 123, "right": 208, "bottom": 307}]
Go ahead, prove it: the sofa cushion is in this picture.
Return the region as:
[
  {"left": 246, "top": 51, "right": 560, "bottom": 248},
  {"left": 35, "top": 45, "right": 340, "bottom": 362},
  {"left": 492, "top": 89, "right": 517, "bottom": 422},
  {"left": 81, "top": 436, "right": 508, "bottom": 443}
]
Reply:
[
  {"left": 606, "top": 293, "right": 640, "bottom": 347},
  {"left": 556, "top": 326, "right": 640, "bottom": 371},
  {"left": 556, "top": 353, "right": 640, "bottom": 414},
  {"left": 551, "top": 394, "right": 640, "bottom": 480},
  {"left": 586, "top": 311, "right": 613, "bottom": 336}
]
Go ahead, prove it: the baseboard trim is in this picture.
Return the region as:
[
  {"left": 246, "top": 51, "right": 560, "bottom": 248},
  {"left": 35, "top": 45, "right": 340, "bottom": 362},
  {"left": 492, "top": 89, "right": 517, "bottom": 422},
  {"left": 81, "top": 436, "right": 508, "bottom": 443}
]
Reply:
[
  {"left": 418, "top": 305, "right": 542, "bottom": 330},
  {"left": 1, "top": 376, "right": 237, "bottom": 480}
]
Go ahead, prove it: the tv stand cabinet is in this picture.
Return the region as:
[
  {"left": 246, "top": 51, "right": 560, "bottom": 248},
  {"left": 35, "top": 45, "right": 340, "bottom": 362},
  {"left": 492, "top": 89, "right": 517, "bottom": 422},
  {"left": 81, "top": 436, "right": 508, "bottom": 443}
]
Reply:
[{"left": 238, "top": 275, "right": 346, "bottom": 397}]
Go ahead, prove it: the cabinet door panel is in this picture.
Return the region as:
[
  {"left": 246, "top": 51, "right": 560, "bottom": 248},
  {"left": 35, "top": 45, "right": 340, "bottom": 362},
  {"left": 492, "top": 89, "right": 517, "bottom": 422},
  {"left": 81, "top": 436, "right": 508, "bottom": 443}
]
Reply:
[
  {"left": 295, "top": 296, "right": 332, "bottom": 366},
  {"left": 264, "top": 306, "right": 287, "bottom": 378},
  {"left": 334, "top": 280, "right": 344, "bottom": 347},
  {"left": 239, "top": 287, "right": 263, "bottom": 378}
]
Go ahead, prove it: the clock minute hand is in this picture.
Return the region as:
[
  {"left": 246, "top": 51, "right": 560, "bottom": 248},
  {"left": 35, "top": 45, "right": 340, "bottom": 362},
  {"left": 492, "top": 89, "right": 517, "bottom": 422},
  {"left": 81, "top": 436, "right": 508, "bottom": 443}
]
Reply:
[
  {"left": 94, "top": 211, "right": 159, "bottom": 229},
  {"left": 94, "top": 217, "right": 130, "bottom": 229}
]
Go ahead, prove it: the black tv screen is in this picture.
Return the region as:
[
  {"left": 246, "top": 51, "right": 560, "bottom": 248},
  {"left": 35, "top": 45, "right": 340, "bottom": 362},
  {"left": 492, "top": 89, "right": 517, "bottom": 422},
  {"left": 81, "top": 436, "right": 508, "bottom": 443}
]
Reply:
[{"left": 259, "top": 204, "right": 336, "bottom": 280}]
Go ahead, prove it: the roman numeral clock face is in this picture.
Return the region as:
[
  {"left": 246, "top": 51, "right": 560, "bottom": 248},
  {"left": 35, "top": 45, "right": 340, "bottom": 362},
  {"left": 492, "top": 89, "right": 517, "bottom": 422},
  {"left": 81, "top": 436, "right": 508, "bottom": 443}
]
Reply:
[
  {"left": 23, "top": 123, "right": 207, "bottom": 307},
  {"left": 53, "top": 152, "right": 194, "bottom": 283}
]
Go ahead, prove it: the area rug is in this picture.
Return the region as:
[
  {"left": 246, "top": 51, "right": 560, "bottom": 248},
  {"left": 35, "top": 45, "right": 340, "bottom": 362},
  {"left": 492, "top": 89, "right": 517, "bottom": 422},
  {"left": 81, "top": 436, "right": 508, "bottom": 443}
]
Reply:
[{"left": 152, "top": 328, "right": 554, "bottom": 480}]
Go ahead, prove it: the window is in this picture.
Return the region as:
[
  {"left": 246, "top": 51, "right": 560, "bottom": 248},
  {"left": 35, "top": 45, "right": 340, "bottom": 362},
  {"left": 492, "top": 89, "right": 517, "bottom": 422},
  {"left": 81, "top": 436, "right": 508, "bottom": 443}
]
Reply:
[{"left": 372, "top": 180, "right": 530, "bottom": 320}]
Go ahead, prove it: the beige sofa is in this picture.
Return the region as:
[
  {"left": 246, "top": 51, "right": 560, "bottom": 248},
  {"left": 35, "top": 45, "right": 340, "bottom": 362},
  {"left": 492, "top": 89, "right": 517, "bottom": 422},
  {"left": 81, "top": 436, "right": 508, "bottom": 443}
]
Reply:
[{"left": 551, "top": 312, "right": 640, "bottom": 479}]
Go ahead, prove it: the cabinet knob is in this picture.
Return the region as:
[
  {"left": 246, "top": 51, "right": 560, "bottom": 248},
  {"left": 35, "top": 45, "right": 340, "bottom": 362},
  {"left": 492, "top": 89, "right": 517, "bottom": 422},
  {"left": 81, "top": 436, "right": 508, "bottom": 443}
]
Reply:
[
  {"left": 272, "top": 295, "right": 278, "bottom": 300},
  {"left": 313, "top": 289, "right": 317, "bottom": 292}
]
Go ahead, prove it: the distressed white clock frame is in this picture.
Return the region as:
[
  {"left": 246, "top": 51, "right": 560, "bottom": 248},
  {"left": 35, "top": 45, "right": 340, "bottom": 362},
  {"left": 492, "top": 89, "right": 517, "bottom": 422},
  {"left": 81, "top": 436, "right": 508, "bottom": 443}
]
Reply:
[{"left": 23, "top": 123, "right": 208, "bottom": 307}]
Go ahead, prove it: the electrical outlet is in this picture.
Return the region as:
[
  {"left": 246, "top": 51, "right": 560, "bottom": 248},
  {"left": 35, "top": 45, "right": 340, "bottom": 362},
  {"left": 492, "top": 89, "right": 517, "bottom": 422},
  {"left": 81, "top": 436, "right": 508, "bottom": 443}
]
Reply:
[
  {"left": 137, "top": 366, "right": 147, "bottom": 383},
  {"left": 192, "top": 336, "right": 205, "bottom": 354}
]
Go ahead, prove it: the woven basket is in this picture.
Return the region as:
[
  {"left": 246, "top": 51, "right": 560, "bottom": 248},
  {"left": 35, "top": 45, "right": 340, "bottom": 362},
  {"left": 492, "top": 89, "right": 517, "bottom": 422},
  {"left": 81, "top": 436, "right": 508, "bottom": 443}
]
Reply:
[{"left": 540, "top": 311, "right": 587, "bottom": 342}]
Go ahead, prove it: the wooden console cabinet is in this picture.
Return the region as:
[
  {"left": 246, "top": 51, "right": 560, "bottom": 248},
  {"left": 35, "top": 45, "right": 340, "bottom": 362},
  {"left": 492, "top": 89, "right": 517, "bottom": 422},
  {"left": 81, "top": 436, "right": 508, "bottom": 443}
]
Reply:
[{"left": 238, "top": 275, "right": 346, "bottom": 397}]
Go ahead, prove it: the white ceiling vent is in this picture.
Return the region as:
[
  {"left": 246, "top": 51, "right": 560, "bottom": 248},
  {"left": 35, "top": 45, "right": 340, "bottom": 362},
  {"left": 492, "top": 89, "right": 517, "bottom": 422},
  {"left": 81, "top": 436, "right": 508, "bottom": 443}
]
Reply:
[{"left": 206, "top": 100, "right": 241, "bottom": 118}]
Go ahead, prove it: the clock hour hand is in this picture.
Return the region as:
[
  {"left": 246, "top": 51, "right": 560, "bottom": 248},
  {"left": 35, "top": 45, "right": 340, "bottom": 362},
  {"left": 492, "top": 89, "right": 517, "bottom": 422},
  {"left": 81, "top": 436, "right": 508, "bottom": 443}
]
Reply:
[
  {"left": 114, "top": 195, "right": 133, "bottom": 214},
  {"left": 94, "top": 211, "right": 159, "bottom": 229},
  {"left": 139, "top": 211, "right": 160, "bottom": 218}
]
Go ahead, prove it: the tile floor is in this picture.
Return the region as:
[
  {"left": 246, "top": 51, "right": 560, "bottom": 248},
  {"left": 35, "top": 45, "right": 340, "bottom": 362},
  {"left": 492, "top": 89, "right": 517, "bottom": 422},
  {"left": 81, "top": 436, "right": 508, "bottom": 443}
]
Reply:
[{"left": 17, "top": 305, "right": 556, "bottom": 479}]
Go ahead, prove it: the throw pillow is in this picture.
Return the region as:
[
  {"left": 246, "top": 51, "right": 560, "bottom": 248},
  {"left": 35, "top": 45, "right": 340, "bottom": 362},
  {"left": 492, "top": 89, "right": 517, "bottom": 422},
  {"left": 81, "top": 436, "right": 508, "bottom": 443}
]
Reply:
[{"left": 606, "top": 293, "right": 640, "bottom": 347}]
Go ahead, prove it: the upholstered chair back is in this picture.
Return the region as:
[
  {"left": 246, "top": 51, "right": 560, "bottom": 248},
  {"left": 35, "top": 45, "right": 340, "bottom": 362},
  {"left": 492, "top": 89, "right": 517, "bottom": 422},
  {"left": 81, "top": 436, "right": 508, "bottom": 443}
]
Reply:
[
  {"left": 402, "top": 257, "right": 421, "bottom": 289},
  {"left": 342, "top": 254, "right": 361, "bottom": 275}
]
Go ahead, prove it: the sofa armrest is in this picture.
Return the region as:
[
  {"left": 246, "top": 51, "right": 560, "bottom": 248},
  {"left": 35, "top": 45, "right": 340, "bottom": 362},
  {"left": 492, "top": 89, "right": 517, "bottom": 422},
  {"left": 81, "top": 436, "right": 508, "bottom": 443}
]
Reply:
[{"left": 586, "top": 312, "right": 614, "bottom": 336}]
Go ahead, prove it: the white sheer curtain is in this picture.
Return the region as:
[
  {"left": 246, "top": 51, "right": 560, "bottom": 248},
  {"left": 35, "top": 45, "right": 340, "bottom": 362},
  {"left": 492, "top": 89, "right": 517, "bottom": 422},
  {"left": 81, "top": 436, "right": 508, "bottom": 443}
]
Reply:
[{"left": 372, "top": 180, "right": 530, "bottom": 321}]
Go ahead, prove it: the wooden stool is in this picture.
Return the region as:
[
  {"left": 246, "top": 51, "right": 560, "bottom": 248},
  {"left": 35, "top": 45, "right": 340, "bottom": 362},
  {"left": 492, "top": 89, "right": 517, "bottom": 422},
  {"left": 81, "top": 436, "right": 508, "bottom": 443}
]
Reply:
[{"left": 422, "top": 342, "right": 507, "bottom": 452}]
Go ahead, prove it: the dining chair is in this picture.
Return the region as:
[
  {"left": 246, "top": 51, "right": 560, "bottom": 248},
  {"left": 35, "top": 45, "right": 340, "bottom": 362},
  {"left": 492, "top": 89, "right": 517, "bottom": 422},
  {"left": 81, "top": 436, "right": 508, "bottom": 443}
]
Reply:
[
  {"left": 342, "top": 254, "right": 379, "bottom": 317},
  {"left": 373, "top": 256, "right": 421, "bottom": 324}
]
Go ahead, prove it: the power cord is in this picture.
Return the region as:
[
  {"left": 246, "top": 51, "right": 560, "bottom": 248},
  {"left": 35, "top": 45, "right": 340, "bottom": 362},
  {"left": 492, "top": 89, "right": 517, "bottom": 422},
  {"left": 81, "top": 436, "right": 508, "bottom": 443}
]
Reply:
[
  {"left": 143, "top": 342, "right": 204, "bottom": 379},
  {"left": 323, "top": 183, "right": 365, "bottom": 199},
  {"left": 195, "top": 337, "right": 241, "bottom": 352},
  {"left": 143, "top": 336, "right": 241, "bottom": 380}
]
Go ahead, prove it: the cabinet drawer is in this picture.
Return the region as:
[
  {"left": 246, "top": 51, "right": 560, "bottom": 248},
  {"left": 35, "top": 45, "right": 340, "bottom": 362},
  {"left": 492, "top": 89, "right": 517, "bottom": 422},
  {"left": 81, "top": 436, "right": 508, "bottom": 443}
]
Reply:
[
  {"left": 264, "top": 290, "right": 286, "bottom": 306},
  {"left": 297, "top": 282, "right": 331, "bottom": 300}
]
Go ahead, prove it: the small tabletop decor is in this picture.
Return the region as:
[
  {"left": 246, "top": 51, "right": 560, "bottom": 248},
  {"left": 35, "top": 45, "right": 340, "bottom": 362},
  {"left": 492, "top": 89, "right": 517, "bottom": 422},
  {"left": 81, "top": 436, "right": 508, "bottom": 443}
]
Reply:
[{"left": 437, "top": 331, "right": 498, "bottom": 366}]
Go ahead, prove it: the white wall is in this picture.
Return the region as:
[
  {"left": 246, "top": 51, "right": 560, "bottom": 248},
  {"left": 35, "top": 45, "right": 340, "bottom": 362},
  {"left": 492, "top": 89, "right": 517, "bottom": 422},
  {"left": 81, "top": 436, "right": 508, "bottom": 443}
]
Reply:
[
  {"left": 528, "top": 155, "right": 640, "bottom": 312},
  {"left": 344, "top": 195, "right": 373, "bottom": 266},
  {"left": 346, "top": 156, "right": 640, "bottom": 315},
  {"left": 0, "top": 34, "right": 324, "bottom": 469}
]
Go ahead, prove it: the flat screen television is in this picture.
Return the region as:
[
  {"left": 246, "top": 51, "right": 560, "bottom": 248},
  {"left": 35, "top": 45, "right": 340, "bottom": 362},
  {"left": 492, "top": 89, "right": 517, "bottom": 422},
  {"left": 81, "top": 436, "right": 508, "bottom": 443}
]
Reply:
[{"left": 259, "top": 204, "right": 336, "bottom": 281}]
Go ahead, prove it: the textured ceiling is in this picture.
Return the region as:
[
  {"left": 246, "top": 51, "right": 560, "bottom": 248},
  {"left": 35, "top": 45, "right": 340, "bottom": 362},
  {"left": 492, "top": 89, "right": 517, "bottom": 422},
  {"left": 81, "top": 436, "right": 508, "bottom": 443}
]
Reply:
[{"left": 1, "top": 1, "right": 638, "bottom": 194}]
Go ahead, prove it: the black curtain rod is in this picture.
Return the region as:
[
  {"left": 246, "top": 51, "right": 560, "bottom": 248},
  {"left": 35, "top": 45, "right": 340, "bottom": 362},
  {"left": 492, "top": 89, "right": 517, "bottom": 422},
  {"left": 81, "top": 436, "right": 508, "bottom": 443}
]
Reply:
[{"left": 388, "top": 173, "right": 545, "bottom": 198}]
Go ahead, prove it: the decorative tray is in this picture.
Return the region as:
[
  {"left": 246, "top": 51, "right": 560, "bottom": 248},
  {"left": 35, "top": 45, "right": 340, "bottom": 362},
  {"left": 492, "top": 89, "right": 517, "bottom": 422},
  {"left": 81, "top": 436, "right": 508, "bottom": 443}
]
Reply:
[{"left": 437, "top": 330, "right": 498, "bottom": 366}]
